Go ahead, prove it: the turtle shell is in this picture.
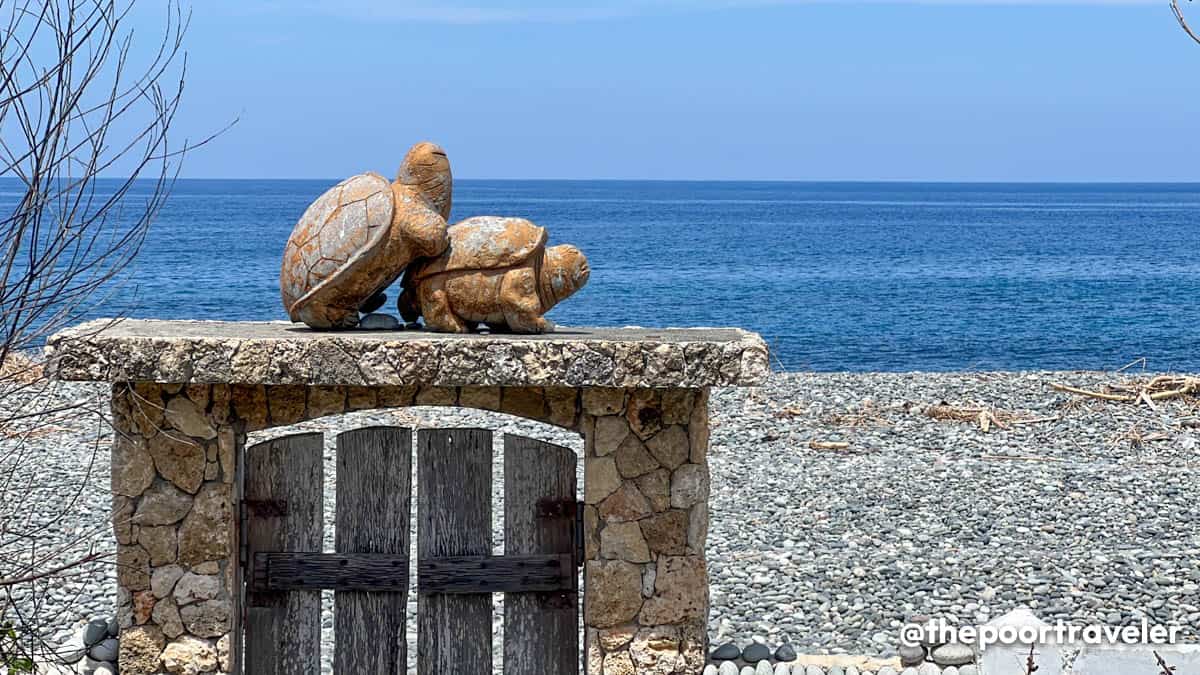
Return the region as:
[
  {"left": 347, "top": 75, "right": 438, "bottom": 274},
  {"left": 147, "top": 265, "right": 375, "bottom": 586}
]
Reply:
[
  {"left": 280, "top": 172, "right": 395, "bottom": 320},
  {"left": 409, "top": 216, "right": 547, "bottom": 281}
]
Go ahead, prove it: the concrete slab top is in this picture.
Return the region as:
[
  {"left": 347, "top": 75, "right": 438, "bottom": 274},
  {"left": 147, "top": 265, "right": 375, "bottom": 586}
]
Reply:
[{"left": 46, "top": 319, "right": 770, "bottom": 388}]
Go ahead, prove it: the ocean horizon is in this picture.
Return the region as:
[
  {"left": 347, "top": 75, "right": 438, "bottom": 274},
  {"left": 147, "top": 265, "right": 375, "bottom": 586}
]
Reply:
[{"left": 8, "top": 178, "right": 1199, "bottom": 372}]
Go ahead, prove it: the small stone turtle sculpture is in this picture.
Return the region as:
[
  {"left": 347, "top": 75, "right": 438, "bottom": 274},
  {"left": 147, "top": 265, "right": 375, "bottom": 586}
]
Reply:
[
  {"left": 398, "top": 216, "right": 589, "bottom": 333},
  {"left": 279, "top": 141, "right": 452, "bottom": 329}
]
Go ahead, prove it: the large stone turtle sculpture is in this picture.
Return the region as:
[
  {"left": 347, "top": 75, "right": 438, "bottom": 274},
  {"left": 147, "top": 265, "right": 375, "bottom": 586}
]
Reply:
[
  {"left": 398, "top": 216, "right": 589, "bottom": 333},
  {"left": 279, "top": 141, "right": 452, "bottom": 329}
]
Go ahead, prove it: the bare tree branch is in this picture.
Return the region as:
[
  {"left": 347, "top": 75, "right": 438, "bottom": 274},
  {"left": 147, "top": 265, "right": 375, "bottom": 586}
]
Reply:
[
  {"left": 1173, "top": 0, "right": 1200, "bottom": 45},
  {"left": 0, "top": 0, "right": 213, "bottom": 665}
]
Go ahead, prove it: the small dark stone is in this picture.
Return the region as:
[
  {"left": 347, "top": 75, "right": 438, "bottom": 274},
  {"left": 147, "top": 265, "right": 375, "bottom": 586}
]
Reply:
[
  {"left": 710, "top": 642, "right": 741, "bottom": 661},
  {"left": 774, "top": 643, "right": 797, "bottom": 662},
  {"left": 82, "top": 619, "right": 109, "bottom": 647},
  {"left": 358, "top": 313, "right": 400, "bottom": 330},
  {"left": 105, "top": 617, "right": 118, "bottom": 638},
  {"left": 741, "top": 643, "right": 772, "bottom": 663},
  {"left": 899, "top": 643, "right": 926, "bottom": 667}
]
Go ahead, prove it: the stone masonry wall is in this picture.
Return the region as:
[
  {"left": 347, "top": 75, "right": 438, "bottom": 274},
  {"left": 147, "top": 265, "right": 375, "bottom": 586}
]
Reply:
[{"left": 110, "top": 382, "right": 710, "bottom": 675}]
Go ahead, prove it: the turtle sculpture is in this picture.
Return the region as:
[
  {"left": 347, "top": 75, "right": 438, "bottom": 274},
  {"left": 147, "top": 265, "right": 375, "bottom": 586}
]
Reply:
[
  {"left": 398, "top": 216, "right": 589, "bottom": 333},
  {"left": 279, "top": 141, "right": 453, "bottom": 329}
]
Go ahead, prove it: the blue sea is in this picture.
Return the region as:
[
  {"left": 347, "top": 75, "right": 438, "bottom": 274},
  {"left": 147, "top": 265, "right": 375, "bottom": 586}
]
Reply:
[{"left": 19, "top": 179, "right": 1200, "bottom": 372}]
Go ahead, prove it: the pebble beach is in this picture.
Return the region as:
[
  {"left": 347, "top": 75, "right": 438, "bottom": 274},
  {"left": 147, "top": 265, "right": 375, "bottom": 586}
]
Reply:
[{"left": 3, "top": 370, "right": 1198, "bottom": 672}]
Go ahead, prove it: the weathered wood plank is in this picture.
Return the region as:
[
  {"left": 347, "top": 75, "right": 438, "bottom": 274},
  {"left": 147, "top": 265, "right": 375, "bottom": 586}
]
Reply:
[
  {"left": 504, "top": 435, "right": 579, "bottom": 675},
  {"left": 252, "top": 552, "right": 409, "bottom": 592},
  {"left": 418, "top": 554, "right": 573, "bottom": 594},
  {"left": 244, "top": 432, "right": 324, "bottom": 675},
  {"left": 335, "top": 427, "right": 412, "bottom": 675},
  {"left": 418, "top": 428, "right": 493, "bottom": 674}
]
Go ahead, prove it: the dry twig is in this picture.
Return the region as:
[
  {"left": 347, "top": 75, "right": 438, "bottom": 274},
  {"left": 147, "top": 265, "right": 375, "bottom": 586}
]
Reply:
[
  {"left": 925, "top": 403, "right": 1054, "bottom": 432},
  {"left": 1174, "top": 0, "right": 1200, "bottom": 45}
]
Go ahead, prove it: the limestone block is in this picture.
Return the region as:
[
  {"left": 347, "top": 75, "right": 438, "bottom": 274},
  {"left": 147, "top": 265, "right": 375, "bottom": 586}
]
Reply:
[
  {"left": 645, "top": 425, "right": 689, "bottom": 471},
  {"left": 600, "top": 521, "right": 651, "bottom": 562},
  {"left": 117, "top": 544, "right": 151, "bottom": 591},
  {"left": 164, "top": 396, "right": 217, "bottom": 440},
  {"left": 598, "top": 482, "right": 652, "bottom": 523},
  {"left": 634, "top": 469, "right": 671, "bottom": 513},
  {"left": 266, "top": 385, "right": 305, "bottom": 425},
  {"left": 585, "top": 560, "right": 643, "bottom": 628},
  {"left": 230, "top": 385, "right": 267, "bottom": 430},
  {"left": 583, "top": 387, "right": 625, "bottom": 416},
  {"left": 661, "top": 389, "right": 695, "bottom": 425},
  {"left": 48, "top": 321, "right": 769, "bottom": 388},
  {"left": 151, "top": 565, "right": 185, "bottom": 599},
  {"left": 670, "top": 464, "right": 708, "bottom": 509},
  {"left": 306, "top": 386, "right": 346, "bottom": 418},
  {"left": 152, "top": 597, "right": 184, "bottom": 638},
  {"left": 179, "top": 600, "right": 230, "bottom": 638},
  {"left": 118, "top": 625, "right": 165, "bottom": 675},
  {"left": 346, "top": 385, "right": 377, "bottom": 410},
  {"left": 177, "top": 483, "right": 231, "bottom": 566},
  {"left": 133, "top": 481, "right": 192, "bottom": 526},
  {"left": 148, "top": 434, "right": 207, "bottom": 494},
  {"left": 585, "top": 457, "right": 621, "bottom": 504},
  {"left": 160, "top": 635, "right": 218, "bottom": 674},
  {"left": 113, "top": 496, "right": 134, "bottom": 545},
  {"left": 640, "top": 510, "right": 688, "bottom": 556},
  {"left": 415, "top": 385, "right": 457, "bottom": 406},
  {"left": 584, "top": 505, "right": 600, "bottom": 560},
  {"left": 630, "top": 626, "right": 684, "bottom": 674},
  {"left": 594, "top": 416, "right": 630, "bottom": 456},
  {"left": 377, "top": 385, "right": 417, "bottom": 408},
  {"left": 132, "top": 590, "right": 156, "bottom": 625},
  {"left": 599, "top": 625, "right": 636, "bottom": 652},
  {"left": 138, "top": 525, "right": 178, "bottom": 566},
  {"left": 625, "top": 390, "right": 664, "bottom": 440},
  {"left": 501, "top": 386, "right": 545, "bottom": 420},
  {"left": 173, "top": 572, "right": 221, "bottom": 605},
  {"left": 545, "top": 387, "right": 578, "bottom": 428},
  {"left": 615, "top": 434, "right": 659, "bottom": 478},
  {"left": 459, "top": 386, "right": 501, "bottom": 410},
  {"left": 603, "top": 650, "right": 637, "bottom": 675},
  {"left": 639, "top": 556, "right": 708, "bottom": 625},
  {"left": 688, "top": 500, "right": 709, "bottom": 554},
  {"left": 112, "top": 435, "right": 156, "bottom": 497}
]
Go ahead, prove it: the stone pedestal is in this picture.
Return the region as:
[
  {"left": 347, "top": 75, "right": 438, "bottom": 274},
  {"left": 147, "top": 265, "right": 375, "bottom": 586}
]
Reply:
[{"left": 47, "top": 320, "right": 768, "bottom": 675}]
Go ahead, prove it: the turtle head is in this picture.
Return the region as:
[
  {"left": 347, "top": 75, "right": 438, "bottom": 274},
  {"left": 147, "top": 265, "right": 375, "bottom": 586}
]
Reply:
[
  {"left": 539, "top": 244, "right": 590, "bottom": 309},
  {"left": 397, "top": 141, "right": 452, "bottom": 220}
]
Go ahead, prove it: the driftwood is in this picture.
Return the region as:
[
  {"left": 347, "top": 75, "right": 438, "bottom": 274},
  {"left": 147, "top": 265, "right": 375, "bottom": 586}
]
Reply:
[
  {"left": 1051, "top": 376, "right": 1200, "bottom": 407},
  {"left": 925, "top": 404, "right": 1056, "bottom": 432},
  {"left": 808, "top": 440, "right": 850, "bottom": 451}
]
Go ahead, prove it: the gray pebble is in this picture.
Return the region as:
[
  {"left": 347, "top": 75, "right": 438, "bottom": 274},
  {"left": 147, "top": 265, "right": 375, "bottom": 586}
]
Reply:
[
  {"left": 899, "top": 644, "right": 925, "bottom": 667},
  {"left": 743, "top": 643, "right": 772, "bottom": 663},
  {"left": 87, "top": 637, "right": 119, "bottom": 662},
  {"left": 357, "top": 313, "right": 400, "bottom": 330},
  {"left": 712, "top": 642, "right": 742, "bottom": 660},
  {"left": 756, "top": 661, "right": 775, "bottom": 675},
  {"left": 81, "top": 620, "right": 108, "bottom": 647},
  {"left": 930, "top": 643, "right": 974, "bottom": 667},
  {"left": 719, "top": 662, "right": 740, "bottom": 675},
  {"left": 775, "top": 643, "right": 798, "bottom": 662}
]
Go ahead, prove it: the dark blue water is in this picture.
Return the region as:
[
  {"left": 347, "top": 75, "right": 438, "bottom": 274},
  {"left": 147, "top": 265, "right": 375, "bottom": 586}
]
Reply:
[{"left": 16, "top": 179, "right": 1200, "bottom": 371}]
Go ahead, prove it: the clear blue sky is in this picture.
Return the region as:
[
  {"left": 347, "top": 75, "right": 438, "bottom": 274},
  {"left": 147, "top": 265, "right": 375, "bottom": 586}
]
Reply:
[{"left": 133, "top": 1, "right": 1200, "bottom": 181}]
